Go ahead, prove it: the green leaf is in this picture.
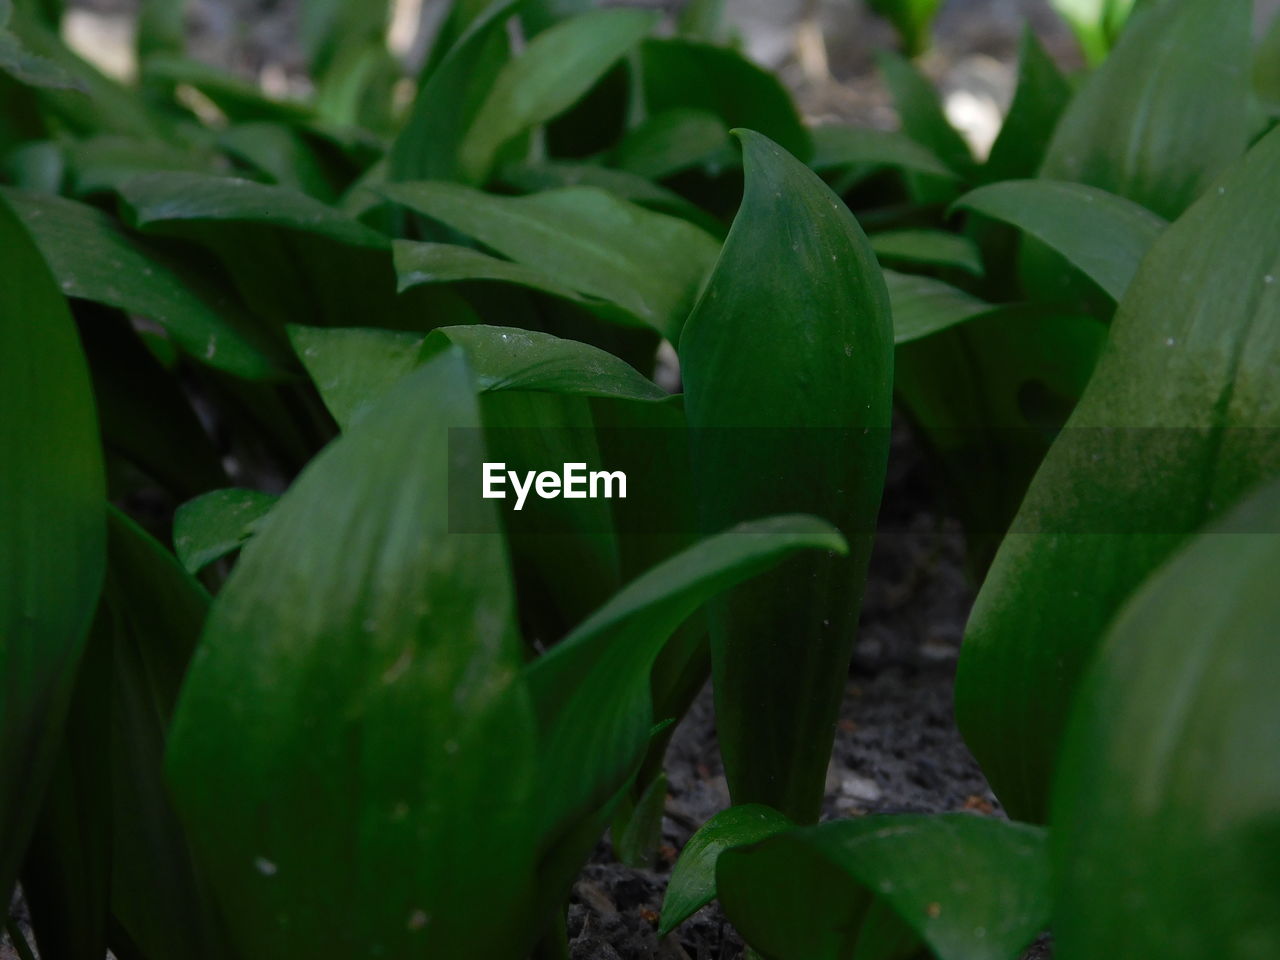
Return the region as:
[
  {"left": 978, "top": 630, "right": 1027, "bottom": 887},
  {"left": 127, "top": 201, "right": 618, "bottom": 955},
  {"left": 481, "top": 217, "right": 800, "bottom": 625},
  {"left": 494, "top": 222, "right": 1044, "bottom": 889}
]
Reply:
[
  {"left": 380, "top": 181, "right": 720, "bottom": 340},
  {"left": 885, "top": 268, "right": 994, "bottom": 344},
  {"left": 1040, "top": 0, "right": 1252, "bottom": 220},
  {"left": 424, "top": 325, "right": 668, "bottom": 402},
  {"left": 1, "top": 186, "right": 289, "bottom": 379},
  {"left": 526, "top": 516, "right": 847, "bottom": 854},
  {"left": 498, "top": 160, "right": 726, "bottom": 234},
  {"left": 871, "top": 229, "right": 983, "bottom": 276},
  {"left": 953, "top": 180, "right": 1167, "bottom": 301},
  {"left": 390, "top": 0, "right": 518, "bottom": 182},
  {"left": 166, "top": 348, "right": 541, "bottom": 958},
  {"left": 0, "top": 26, "right": 83, "bottom": 89},
  {"left": 718, "top": 814, "right": 1051, "bottom": 960},
  {"left": 120, "top": 171, "right": 386, "bottom": 248},
  {"left": 640, "top": 39, "right": 812, "bottom": 162},
  {"left": 174, "top": 488, "right": 280, "bottom": 574},
  {"left": 291, "top": 323, "right": 668, "bottom": 432},
  {"left": 1051, "top": 478, "right": 1280, "bottom": 960},
  {"left": 982, "top": 27, "right": 1071, "bottom": 183},
  {"left": 64, "top": 134, "right": 221, "bottom": 196},
  {"left": 0, "top": 193, "right": 105, "bottom": 903},
  {"left": 460, "top": 7, "right": 657, "bottom": 184},
  {"left": 809, "top": 125, "right": 957, "bottom": 181},
  {"left": 660, "top": 804, "right": 793, "bottom": 936},
  {"left": 101, "top": 510, "right": 232, "bottom": 960},
  {"left": 288, "top": 325, "right": 423, "bottom": 431},
  {"left": 611, "top": 107, "right": 731, "bottom": 180},
  {"left": 117, "top": 171, "right": 477, "bottom": 335},
  {"left": 394, "top": 239, "right": 602, "bottom": 311},
  {"left": 218, "top": 122, "right": 344, "bottom": 201},
  {"left": 680, "top": 131, "right": 893, "bottom": 822},
  {"left": 957, "top": 125, "right": 1280, "bottom": 822},
  {"left": 867, "top": 0, "right": 943, "bottom": 57},
  {"left": 877, "top": 50, "right": 973, "bottom": 177}
]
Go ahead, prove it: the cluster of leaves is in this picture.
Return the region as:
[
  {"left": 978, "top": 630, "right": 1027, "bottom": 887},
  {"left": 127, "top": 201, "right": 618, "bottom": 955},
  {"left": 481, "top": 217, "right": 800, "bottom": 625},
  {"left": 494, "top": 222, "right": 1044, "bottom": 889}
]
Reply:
[{"left": 1, "top": 0, "right": 1278, "bottom": 958}]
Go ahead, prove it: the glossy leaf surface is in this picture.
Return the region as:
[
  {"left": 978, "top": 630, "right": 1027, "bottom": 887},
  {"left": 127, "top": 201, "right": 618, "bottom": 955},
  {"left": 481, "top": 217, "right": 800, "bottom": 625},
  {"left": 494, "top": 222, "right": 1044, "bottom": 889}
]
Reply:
[
  {"left": 460, "top": 8, "right": 656, "bottom": 183},
  {"left": 167, "top": 349, "right": 540, "bottom": 958},
  {"left": 1052, "top": 479, "right": 1280, "bottom": 960},
  {"left": 958, "top": 126, "right": 1280, "bottom": 821},
  {"left": 173, "top": 488, "right": 281, "bottom": 574},
  {"left": 381, "top": 181, "right": 720, "bottom": 340},
  {"left": 660, "top": 804, "right": 792, "bottom": 936},
  {"left": 680, "top": 131, "right": 893, "bottom": 822},
  {"left": 954, "top": 180, "right": 1166, "bottom": 301},
  {"left": 1040, "top": 0, "right": 1252, "bottom": 220}
]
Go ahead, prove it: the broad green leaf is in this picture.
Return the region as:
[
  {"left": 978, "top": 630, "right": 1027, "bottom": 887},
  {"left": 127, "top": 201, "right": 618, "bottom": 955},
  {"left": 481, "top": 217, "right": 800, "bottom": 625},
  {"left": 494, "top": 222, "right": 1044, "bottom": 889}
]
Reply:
[
  {"left": 526, "top": 515, "right": 847, "bottom": 852},
  {"left": 0, "top": 26, "right": 82, "bottom": 89},
  {"left": 718, "top": 814, "right": 1051, "bottom": 960},
  {"left": 390, "top": 0, "right": 517, "bottom": 181},
  {"left": 102, "top": 510, "right": 232, "bottom": 960},
  {"left": 174, "top": 488, "right": 281, "bottom": 574},
  {"left": 957, "top": 125, "right": 1280, "bottom": 822},
  {"left": 380, "top": 181, "right": 721, "bottom": 340},
  {"left": 954, "top": 180, "right": 1167, "bottom": 301},
  {"left": 424, "top": 325, "right": 667, "bottom": 402},
  {"left": 809, "top": 124, "right": 957, "bottom": 179},
  {"left": 0, "top": 194, "right": 105, "bottom": 903},
  {"left": 117, "top": 172, "right": 477, "bottom": 334},
  {"left": 64, "top": 134, "right": 222, "bottom": 196},
  {"left": 460, "top": 8, "right": 657, "bottom": 183},
  {"left": 291, "top": 323, "right": 668, "bottom": 431},
  {"left": 394, "top": 239, "right": 601, "bottom": 311},
  {"left": 640, "top": 39, "right": 811, "bottom": 162},
  {"left": 218, "top": 122, "right": 344, "bottom": 201},
  {"left": 1040, "top": 0, "right": 1252, "bottom": 219},
  {"left": 288, "top": 325, "right": 424, "bottom": 431},
  {"left": 885, "top": 268, "right": 994, "bottom": 344},
  {"left": 167, "top": 349, "right": 541, "bottom": 958},
  {"left": 1052, "top": 479, "right": 1280, "bottom": 960},
  {"left": 660, "top": 804, "right": 793, "bottom": 936},
  {"left": 680, "top": 131, "right": 893, "bottom": 822},
  {"left": 1, "top": 186, "right": 289, "bottom": 379},
  {"left": 982, "top": 28, "right": 1071, "bottom": 183},
  {"left": 611, "top": 107, "right": 731, "bottom": 180},
  {"left": 871, "top": 229, "right": 982, "bottom": 276},
  {"left": 299, "top": 0, "right": 388, "bottom": 75},
  {"left": 868, "top": 0, "right": 943, "bottom": 57},
  {"left": 120, "top": 171, "right": 385, "bottom": 248},
  {"left": 498, "top": 160, "right": 726, "bottom": 234},
  {"left": 877, "top": 50, "right": 973, "bottom": 177}
]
